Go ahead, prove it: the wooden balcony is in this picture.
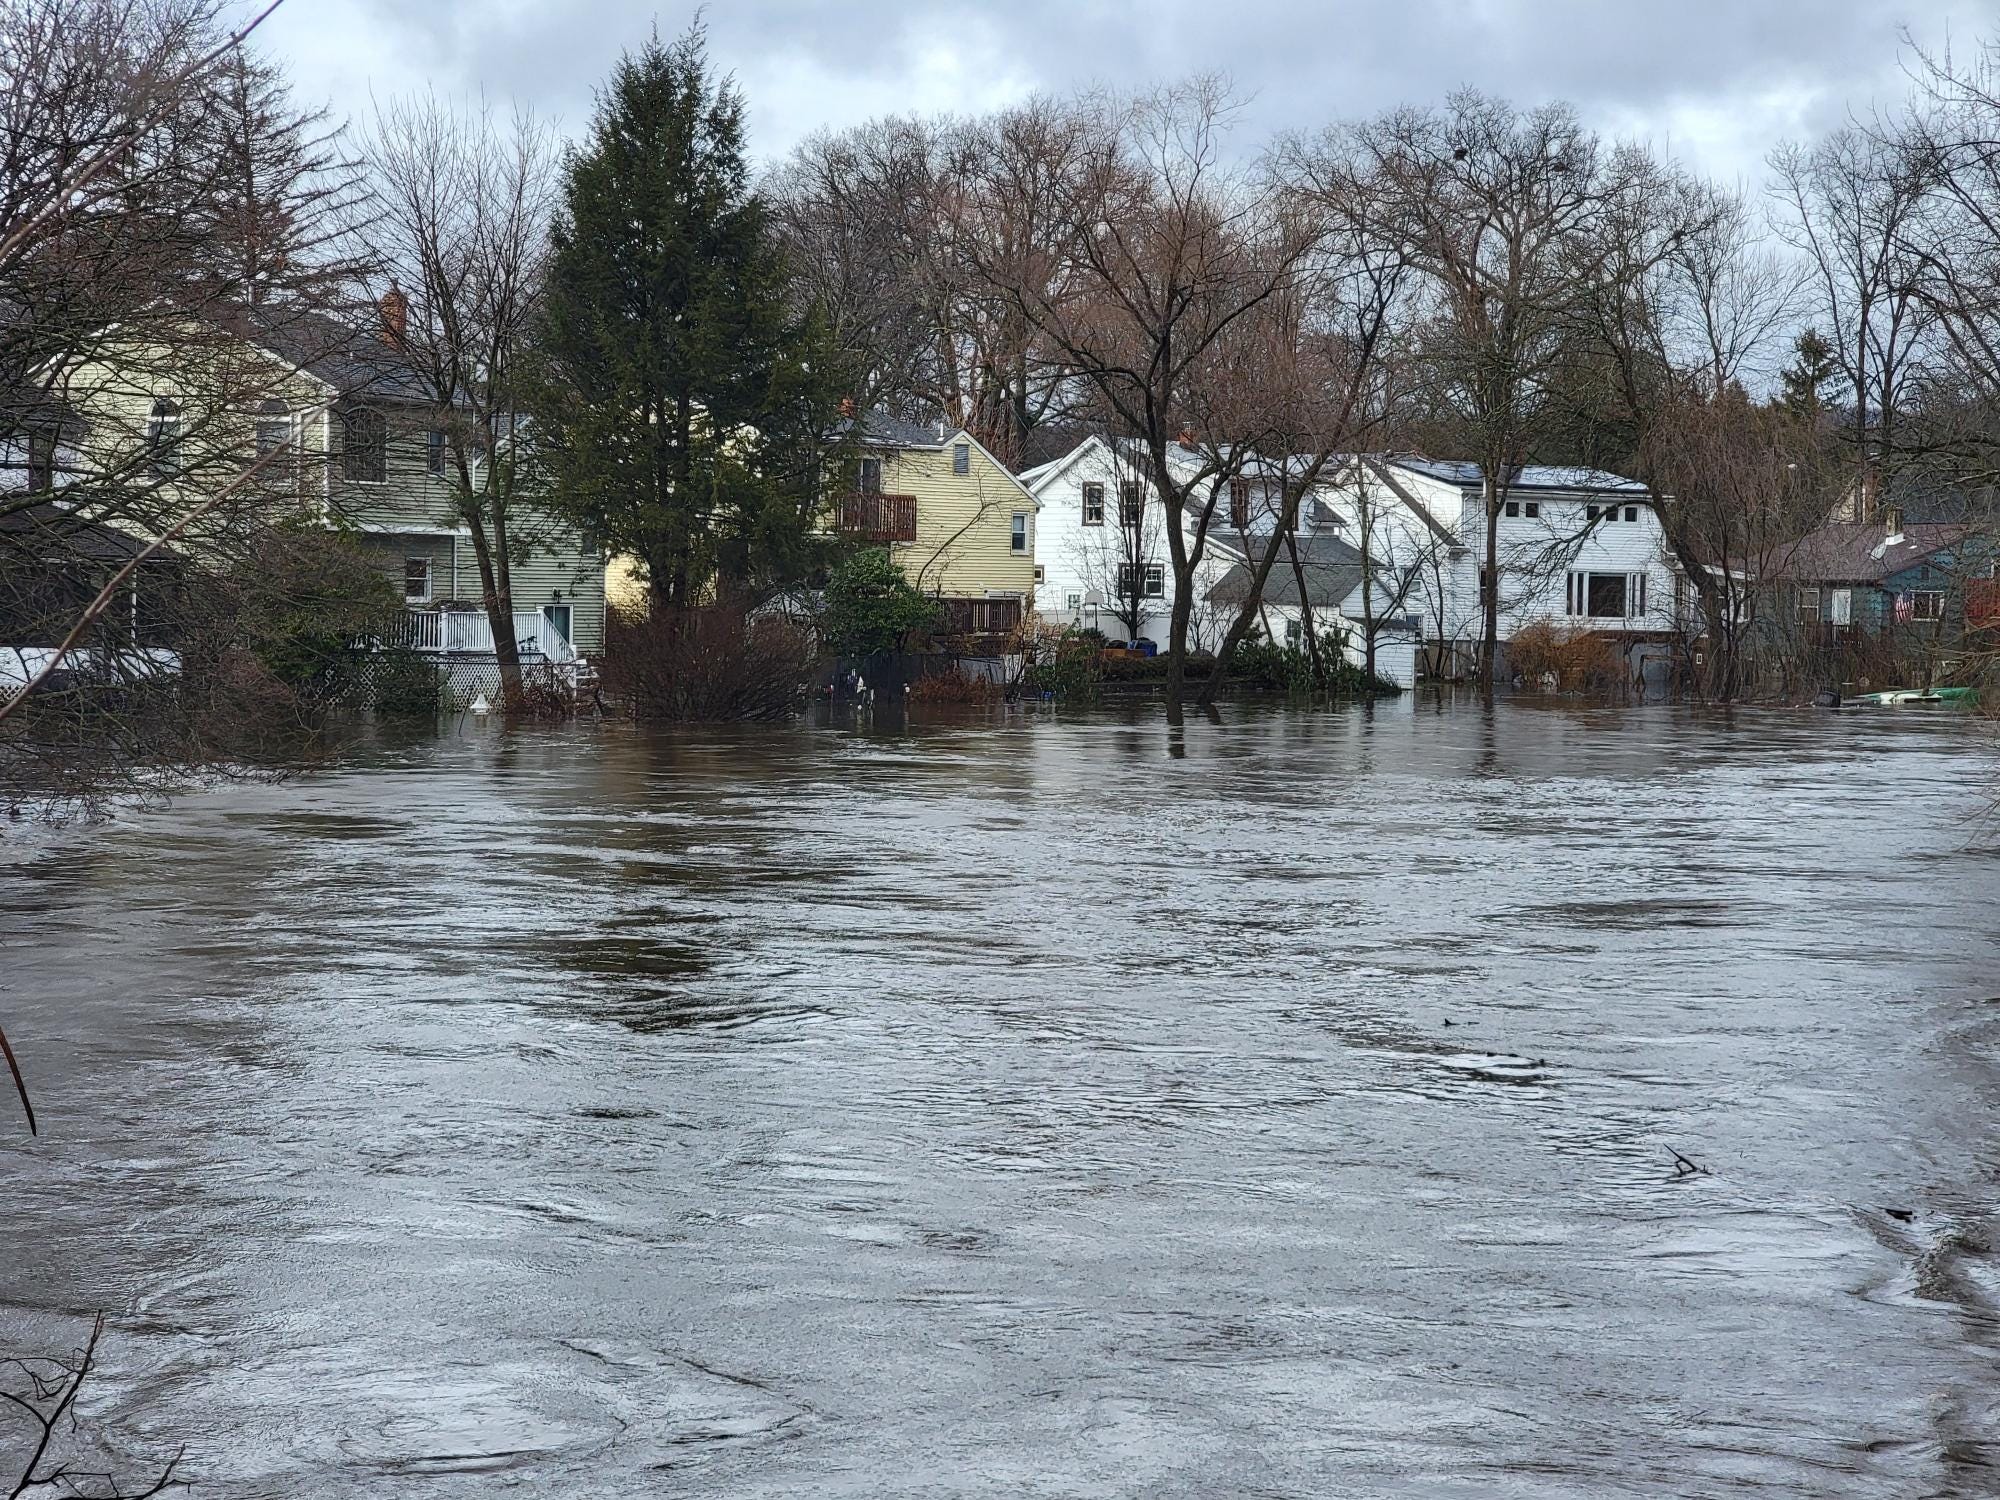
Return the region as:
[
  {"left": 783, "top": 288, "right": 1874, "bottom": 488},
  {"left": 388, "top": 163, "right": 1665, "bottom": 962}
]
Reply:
[
  {"left": 939, "top": 597, "right": 1023, "bottom": 638},
  {"left": 838, "top": 491, "right": 918, "bottom": 543}
]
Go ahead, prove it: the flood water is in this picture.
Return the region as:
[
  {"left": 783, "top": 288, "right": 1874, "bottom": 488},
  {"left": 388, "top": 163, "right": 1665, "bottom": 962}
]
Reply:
[{"left": 2, "top": 699, "right": 1998, "bottom": 1497}]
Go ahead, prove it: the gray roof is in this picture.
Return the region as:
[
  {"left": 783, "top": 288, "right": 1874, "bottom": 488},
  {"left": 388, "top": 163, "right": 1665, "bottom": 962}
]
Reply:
[
  {"left": 0, "top": 502, "right": 180, "bottom": 562},
  {"left": 1762, "top": 522, "right": 1969, "bottom": 583},
  {"left": 1206, "top": 534, "right": 1367, "bottom": 609},
  {"left": 853, "top": 410, "right": 946, "bottom": 448},
  {"left": 1390, "top": 458, "right": 1647, "bottom": 495},
  {"left": 228, "top": 303, "right": 434, "bottom": 405}
]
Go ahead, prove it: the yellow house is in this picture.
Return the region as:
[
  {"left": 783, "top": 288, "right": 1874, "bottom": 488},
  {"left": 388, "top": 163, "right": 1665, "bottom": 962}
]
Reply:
[{"left": 840, "top": 413, "right": 1039, "bottom": 638}]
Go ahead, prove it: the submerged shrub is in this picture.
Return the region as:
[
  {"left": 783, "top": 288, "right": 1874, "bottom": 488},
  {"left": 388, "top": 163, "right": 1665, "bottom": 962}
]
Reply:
[
  {"left": 603, "top": 605, "right": 812, "bottom": 721},
  {"left": 371, "top": 647, "right": 443, "bottom": 717}
]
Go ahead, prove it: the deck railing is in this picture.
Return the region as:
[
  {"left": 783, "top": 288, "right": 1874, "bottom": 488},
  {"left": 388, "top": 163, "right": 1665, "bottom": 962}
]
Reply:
[
  {"left": 938, "top": 597, "right": 1023, "bottom": 637},
  {"left": 398, "top": 607, "right": 576, "bottom": 663},
  {"left": 838, "top": 492, "right": 918, "bottom": 543}
]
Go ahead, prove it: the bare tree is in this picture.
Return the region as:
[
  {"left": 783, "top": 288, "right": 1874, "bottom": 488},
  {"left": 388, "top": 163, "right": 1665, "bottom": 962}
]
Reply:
[
  {"left": 361, "top": 94, "right": 558, "bottom": 708},
  {"left": 963, "top": 80, "right": 1375, "bottom": 707},
  {"left": 1769, "top": 123, "right": 1937, "bottom": 491},
  {"left": 772, "top": 102, "right": 1088, "bottom": 466},
  {"left": 1303, "top": 92, "right": 1629, "bottom": 685}
]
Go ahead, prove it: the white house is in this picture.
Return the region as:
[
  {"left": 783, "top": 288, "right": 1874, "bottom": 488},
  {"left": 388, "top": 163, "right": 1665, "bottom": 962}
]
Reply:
[
  {"left": 1023, "top": 436, "right": 1345, "bottom": 650},
  {"left": 1314, "top": 458, "right": 1681, "bottom": 681},
  {"left": 1021, "top": 436, "right": 1178, "bottom": 646}
]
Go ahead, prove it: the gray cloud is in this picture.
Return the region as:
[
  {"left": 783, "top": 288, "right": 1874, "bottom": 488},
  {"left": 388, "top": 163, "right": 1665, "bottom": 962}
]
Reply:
[{"left": 257, "top": 0, "right": 1976, "bottom": 187}]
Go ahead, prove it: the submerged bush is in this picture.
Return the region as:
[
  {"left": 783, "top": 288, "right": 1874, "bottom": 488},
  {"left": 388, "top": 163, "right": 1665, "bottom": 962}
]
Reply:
[
  {"left": 603, "top": 605, "right": 813, "bottom": 721},
  {"left": 371, "top": 647, "right": 444, "bottom": 717}
]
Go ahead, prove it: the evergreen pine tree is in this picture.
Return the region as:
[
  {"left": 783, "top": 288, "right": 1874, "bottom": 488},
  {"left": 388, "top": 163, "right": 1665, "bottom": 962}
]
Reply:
[
  {"left": 1777, "top": 328, "right": 1839, "bottom": 420},
  {"left": 532, "top": 23, "right": 850, "bottom": 608}
]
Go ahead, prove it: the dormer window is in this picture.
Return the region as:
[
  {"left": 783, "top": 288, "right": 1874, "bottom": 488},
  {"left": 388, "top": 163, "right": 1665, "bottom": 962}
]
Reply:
[
  {"left": 146, "top": 398, "right": 183, "bottom": 477},
  {"left": 341, "top": 406, "right": 386, "bottom": 483}
]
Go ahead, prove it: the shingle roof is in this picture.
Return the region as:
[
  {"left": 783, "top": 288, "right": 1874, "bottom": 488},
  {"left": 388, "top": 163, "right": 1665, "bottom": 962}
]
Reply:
[
  {"left": 227, "top": 303, "right": 434, "bottom": 404},
  {"left": 1764, "top": 521, "right": 1968, "bottom": 583},
  {"left": 852, "top": 410, "right": 946, "bottom": 448},
  {"left": 0, "top": 502, "right": 179, "bottom": 562},
  {"left": 1390, "top": 458, "right": 1647, "bottom": 494},
  {"left": 1206, "top": 534, "right": 1367, "bottom": 609}
]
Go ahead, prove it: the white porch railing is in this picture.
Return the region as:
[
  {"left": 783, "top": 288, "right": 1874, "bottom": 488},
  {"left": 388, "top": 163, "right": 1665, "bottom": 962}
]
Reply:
[{"left": 399, "top": 608, "right": 576, "bottom": 663}]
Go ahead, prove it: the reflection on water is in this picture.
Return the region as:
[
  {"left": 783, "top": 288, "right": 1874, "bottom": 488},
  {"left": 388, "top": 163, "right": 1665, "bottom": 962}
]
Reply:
[{"left": 1, "top": 697, "right": 1998, "bottom": 1497}]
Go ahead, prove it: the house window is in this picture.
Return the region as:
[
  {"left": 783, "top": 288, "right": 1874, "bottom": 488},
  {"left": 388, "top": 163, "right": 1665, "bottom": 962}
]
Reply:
[
  {"left": 1913, "top": 590, "right": 1946, "bottom": 621},
  {"left": 404, "top": 556, "right": 431, "bottom": 602},
  {"left": 952, "top": 442, "right": 970, "bottom": 475},
  {"left": 1116, "top": 562, "right": 1165, "bottom": 598},
  {"left": 1010, "top": 512, "right": 1028, "bottom": 553},
  {"left": 254, "top": 399, "right": 296, "bottom": 488},
  {"left": 1119, "top": 480, "right": 1143, "bottom": 528},
  {"left": 1567, "top": 570, "right": 1629, "bottom": 619},
  {"left": 1524, "top": 501, "right": 1540, "bottom": 519},
  {"left": 146, "top": 398, "right": 183, "bottom": 477},
  {"left": 1033, "top": 563, "right": 1045, "bottom": 584},
  {"left": 427, "top": 428, "right": 447, "bottom": 476},
  {"left": 341, "top": 407, "right": 386, "bottom": 483},
  {"left": 254, "top": 400, "right": 289, "bottom": 458},
  {"left": 1065, "top": 591, "right": 1083, "bottom": 611},
  {"left": 1504, "top": 500, "right": 1520, "bottom": 518},
  {"left": 1585, "top": 504, "right": 1601, "bottom": 522},
  {"left": 1284, "top": 618, "right": 1303, "bottom": 645},
  {"left": 1230, "top": 479, "right": 1251, "bottom": 530},
  {"left": 1798, "top": 587, "right": 1822, "bottom": 625},
  {"left": 859, "top": 455, "right": 883, "bottom": 492},
  {"left": 1082, "top": 482, "right": 1104, "bottom": 525},
  {"left": 1624, "top": 506, "right": 1639, "bottom": 523},
  {"left": 25, "top": 430, "right": 53, "bottom": 492}
]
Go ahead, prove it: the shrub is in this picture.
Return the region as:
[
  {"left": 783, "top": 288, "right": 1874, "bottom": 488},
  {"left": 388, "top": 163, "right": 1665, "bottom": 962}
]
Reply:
[
  {"left": 223, "top": 528, "right": 403, "bottom": 705},
  {"left": 908, "top": 667, "right": 1000, "bottom": 703},
  {"left": 603, "top": 604, "right": 813, "bottom": 721},
  {"left": 822, "top": 548, "right": 940, "bottom": 656},
  {"left": 1507, "top": 620, "right": 1625, "bottom": 693},
  {"left": 371, "top": 647, "right": 444, "bottom": 717}
]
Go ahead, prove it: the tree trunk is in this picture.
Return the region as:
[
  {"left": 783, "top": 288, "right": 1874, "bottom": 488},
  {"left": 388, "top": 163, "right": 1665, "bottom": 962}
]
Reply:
[
  {"left": 464, "top": 521, "right": 523, "bottom": 709},
  {"left": 1479, "top": 474, "right": 1501, "bottom": 686}
]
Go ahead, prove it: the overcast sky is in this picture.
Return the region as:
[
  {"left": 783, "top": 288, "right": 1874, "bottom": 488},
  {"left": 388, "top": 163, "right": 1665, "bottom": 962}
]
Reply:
[{"left": 258, "top": 0, "right": 1978, "bottom": 190}]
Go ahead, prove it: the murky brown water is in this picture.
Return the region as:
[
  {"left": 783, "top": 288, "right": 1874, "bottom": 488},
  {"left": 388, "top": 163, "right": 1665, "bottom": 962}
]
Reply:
[{"left": 2, "top": 698, "right": 1998, "bottom": 1497}]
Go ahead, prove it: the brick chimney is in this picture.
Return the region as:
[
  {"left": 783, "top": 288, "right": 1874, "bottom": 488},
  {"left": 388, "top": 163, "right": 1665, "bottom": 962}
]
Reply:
[
  {"left": 839, "top": 395, "right": 856, "bottom": 420},
  {"left": 378, "top": 282, "right": 408, "bottom": 348}
]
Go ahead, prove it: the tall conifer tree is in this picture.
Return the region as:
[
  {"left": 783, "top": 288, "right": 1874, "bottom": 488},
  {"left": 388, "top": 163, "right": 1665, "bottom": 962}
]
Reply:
[{"left": 533, "top": 23, "right": 848, "bottom": 608}]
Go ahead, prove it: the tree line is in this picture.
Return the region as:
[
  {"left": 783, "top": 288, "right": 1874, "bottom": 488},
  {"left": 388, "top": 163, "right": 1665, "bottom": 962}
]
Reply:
[{"left": 11, "top": 2, "right": 2000, "bottom": 808}]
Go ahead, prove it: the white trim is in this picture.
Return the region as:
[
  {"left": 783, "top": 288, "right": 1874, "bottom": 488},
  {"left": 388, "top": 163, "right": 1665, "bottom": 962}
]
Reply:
[
  {"left": 946, "top": 427, "right": 1043, "bottom": 510},
  {"left": 1019, "top": 435, "right": 1114, "bottom": 501},
  {"left": 351, "top": 523, "right": 470, "bottom": 537}
]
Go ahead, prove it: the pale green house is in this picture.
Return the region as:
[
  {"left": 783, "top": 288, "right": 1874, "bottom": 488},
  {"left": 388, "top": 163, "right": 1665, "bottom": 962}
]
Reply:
[{"left": 43, "top": 304, "right": 606, "bottom": 672}]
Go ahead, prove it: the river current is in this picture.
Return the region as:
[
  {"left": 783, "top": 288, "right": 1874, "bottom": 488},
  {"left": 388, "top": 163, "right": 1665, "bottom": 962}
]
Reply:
[{"left": 1, "top": 699, "right": 1996, "bottom": 1496}]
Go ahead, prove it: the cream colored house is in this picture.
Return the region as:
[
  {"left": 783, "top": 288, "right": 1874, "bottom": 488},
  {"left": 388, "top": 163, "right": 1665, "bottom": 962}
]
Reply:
[
  {"left": 839, "top": 413, "right": 1039, "bottom": 640},
  {"left": 20, "top": 307, "right": 607, "bottom": 669}
]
